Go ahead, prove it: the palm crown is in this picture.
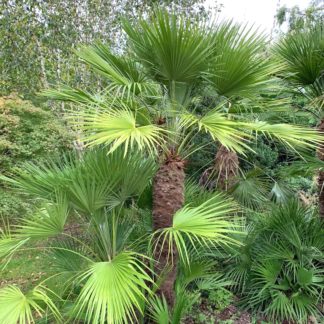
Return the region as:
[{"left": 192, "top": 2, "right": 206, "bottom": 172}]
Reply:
[
  {"left": 276, "top": 26, "right": 324, "bottom": 111},
  {"left": 44, "top": 12, "right": 321, "bottom": 157}
]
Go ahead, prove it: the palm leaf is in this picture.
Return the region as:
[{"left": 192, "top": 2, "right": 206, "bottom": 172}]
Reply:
[
  {"left": 276, "top": 26, "right": 324, "bottom": 87},
  {"left": 73, "top": 251, "right": 153, "bottom": 324},
  {"left": 276, "top": 26, "right": 324, "bottom": 107},
  {"left": 229, "top": 168, "right": 270, "bottom": 209},
  {"left": 77, "top": 43, "right": 159, "bottom": 98},
  {"left": 123, "top": 9, "right": 213, "bottom": 102},
  {"left": 153, "top": 194, "right": 240, "bottom": 264},
  {"left": 0, "top": 285, "right": 61, "bottom": 324},
  {"left": 279, "top": 155, "right": 324, "bottom": 176},
  {"left": 242, "top": 121, "right": 324, "bottom": 151},
  {"left": 41, "top": 85, "right": 103, "bottom": 105},
  {"left": 209, "top": 21, "right": 278, "bottom": 99},
  {"left": 3, "top": 149, "right": 156, "bottom": 213},
  {"left": 180, "top": 108, "right": 251, "bottom": 153},
  {"left": 148, "top": 295, "right": 170, "bottom": 324},
  {"left": 73, "top": 107, "right": 166, "bottom": 155},
  {"left": 16, "top": 195, "right": 69, "bottom": 239}
]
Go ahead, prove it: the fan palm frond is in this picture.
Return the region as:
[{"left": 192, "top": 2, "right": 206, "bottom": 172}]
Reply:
[
  {"left": 209, "top": 21, "right": 278, "bottom": 99},
  {"left": 16, "top": 194, "right": 69, "bottom": 239},
  {"left": 77, "top": 43, "right": 159, "bottom": 98},
  {"left": 0, "top": 285, "right": 61, "bottom": 324},
  {"left": 279, "top": 155, "right": 324, "bottom": 176},
  {"left": 123, "top": 9, "right": 214, "bottom": 102},
  {"left": 148, "top": 295, "right": 170, "bottom": 324},
  {"left": 3, "top": 149, "right": 156, "bottom": 213},
  {"left": 74, "top": 107, "right": 166, "bottom": 155},
  {"left": 153, "top": 194, "right": 240, "bottom": 264},
  {"left": 180, "top": 109, "right": 251, "bottom": 153},
  {"left": 41, "top": 85, "right": 103, "bottom": 105},
  {"left": 276, "top": 26, "right": 324, "bottom": 87},
  {"left": 229, "top": 168, "right": 270, "bottom": 209},
  {"left": 270, "top": 181, "right": 293, "bottom": 204},
  {"left": 73, "top": 251, "right": 153, "bottom": 324},
  {"left": 276, "top": 26, "right": 324, "bottom": 109},
  {"left": 242, "top": 121, "right": 323, "bottom": 151}
]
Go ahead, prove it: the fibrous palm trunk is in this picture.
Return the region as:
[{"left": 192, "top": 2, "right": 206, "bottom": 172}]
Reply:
[
  {"left": 317, "top": 119, "right": 324, "bottom": 219},
  {"left": 200, "top": 145, "right": 239, "bottom": 191},
  {"left": 152, "top": 156, "right": 185, "bottom": 307}
]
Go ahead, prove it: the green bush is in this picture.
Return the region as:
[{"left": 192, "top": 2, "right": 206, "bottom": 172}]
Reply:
[
  {"left": 208, "top": 288, "right": 233, "bottom": 311},
  {"left": 0, "top": 190, "right": 33, "bottom": 220},
  {"left": 222, "top": 201, "right": 324, "bottom": 323},
  {"left": 0, "top": 95, "right": 72, "bottom": 173},
  {"left": 0, "top": 95, "right": 73, "bottom": 220}
]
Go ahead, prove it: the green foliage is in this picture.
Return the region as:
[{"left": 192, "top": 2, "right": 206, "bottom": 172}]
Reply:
[
  {"left": 207, "top": 288, "right": 233, "bottom": 311},
  {"left": 0, "top": 95, "right": 72, "bottom": 173},
  {"left": 0, "top": 190, "right": 33, "bottom": 220},
  {"left": 0, "top": 0, "right": 216, "bottom": 96},
  {"left": 276, "top": 26, "right": 324, "bottom": 111},
  {"left": 0, "top": 285, "right": 61, "bottom": 324},
  {"left": 2, "top": 8, "right": 324, "bottom": 324},
  {"left": 43, "top": 10, "right": 323, "bottom": 162},
  {"left": 73, "top": 252, "right": 153, "bottom": 324},
  {"left": 123, "top": 10, "right": 213, "bottom": 90},
  {"left": 0, "top": 95, "right": 72, "bottom": 222},
  {"left": 243, "top": 140, "right": 279, "bottom": 171},
  {"left": 208, "top": 21, "right": 275, "bottom": 99},
  {"left": 276, "top": 1, "right": 323, "bottom": 33},
  {"left": 152, "top": 194, "right": 240, "bottom": 264},
  {"left": 184, "top": 287, "right": 234, "bottom": 324},
  {"left": 0, "top": 147, "right": 240, "bottom": 323},
  {"left": 222, "top": 201, "right": 324, "bottom": 322}
]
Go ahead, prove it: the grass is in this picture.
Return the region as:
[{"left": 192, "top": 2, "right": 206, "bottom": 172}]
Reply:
[{"left": 0, "top": 242, "right": 55, "bottom": 290}]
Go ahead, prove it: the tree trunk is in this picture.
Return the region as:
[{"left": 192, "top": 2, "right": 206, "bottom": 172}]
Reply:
[
  {"left": 35, "top": 38, "right": 49, "bottom": 89},
  {"left": 152, "top": 156, "right": 185, "bottom": 308},
  {"left": 199, "top": 145, "right": 239, "bottom": 191},
  {"left": 317, "top": 119, "right": 324, "bottom": 219}
]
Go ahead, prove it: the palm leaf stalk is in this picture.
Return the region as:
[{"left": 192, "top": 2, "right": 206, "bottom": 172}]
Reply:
[{"left": 40, "top": 10, "right": 324, "bottom": 312}]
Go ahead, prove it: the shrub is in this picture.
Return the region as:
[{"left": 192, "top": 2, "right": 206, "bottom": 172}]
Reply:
[
  {"left": 0, "top": 190, "right": 33, "bottom": 220},
  {"left": 0, "top": 95, "right": 73, "bottom": 220},
  {"left": 0, "top": 95, "right": 72, "bottom": 173},
  {"left": 222, "top": 201, "right": 324, "bottom": 323}
]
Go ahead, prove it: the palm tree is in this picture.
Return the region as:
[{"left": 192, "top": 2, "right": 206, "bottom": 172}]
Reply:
[
  {"left": 276, "top": 26, "right": 324, "bottom": 217},
  {"left": 196, "top": 21, "right": 287, "bottom": 191},
  {"left": 41, "top": 11, "right": 323, "bottom": 309}
]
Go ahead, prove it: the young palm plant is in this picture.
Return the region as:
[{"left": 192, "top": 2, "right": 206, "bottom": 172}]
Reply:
[
  {"left": 40, "top": 10, "right": 324, "bottom": 311},
  {"left": 221, "top": 200, "right": 324, "bottom": 322},
  {"left": 0, "top": 148, "right": 240, "bottom": 323},
  {"left": 1, "top": 149, "right": 156, "bottom": 323},
  {"left": 276, "top": 26, "right": 324, "bottom": 217}
]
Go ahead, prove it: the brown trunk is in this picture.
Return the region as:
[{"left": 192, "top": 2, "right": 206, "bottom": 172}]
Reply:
[
  {"left": 316, "top": 119, "right": 324, "bottom": 219},
  {"left": 152, "top": 156, "right": 185, "bottom": 307},
  {"left": 199, "top": 145, "right": 239, "bottom": 191}
]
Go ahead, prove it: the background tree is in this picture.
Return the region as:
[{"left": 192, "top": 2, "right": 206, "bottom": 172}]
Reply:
[
  {"left": 276, "top": 0, "right": 323, "bottom": 33},
  {"left": 0, "top": 0, "right": 220, "bottom": 98}
]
